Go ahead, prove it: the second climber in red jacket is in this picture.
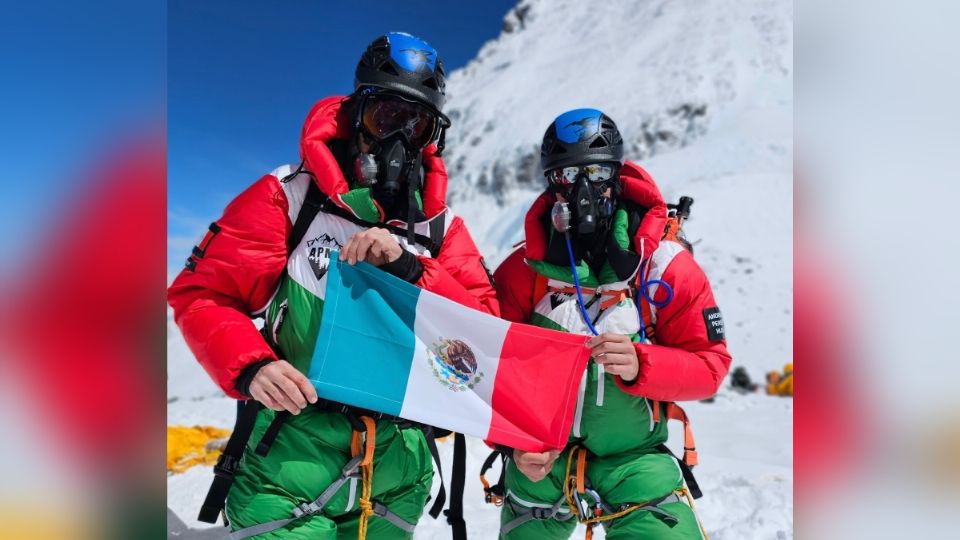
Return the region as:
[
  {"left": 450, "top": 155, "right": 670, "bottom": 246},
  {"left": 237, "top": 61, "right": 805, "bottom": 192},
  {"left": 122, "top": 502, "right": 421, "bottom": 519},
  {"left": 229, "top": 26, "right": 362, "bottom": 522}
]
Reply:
[
  {"left": 168, "top": 33, "right": 498, "bottom": 539},
  {"left": 491, "top": 109, "right": 731, "bottom": 539}
]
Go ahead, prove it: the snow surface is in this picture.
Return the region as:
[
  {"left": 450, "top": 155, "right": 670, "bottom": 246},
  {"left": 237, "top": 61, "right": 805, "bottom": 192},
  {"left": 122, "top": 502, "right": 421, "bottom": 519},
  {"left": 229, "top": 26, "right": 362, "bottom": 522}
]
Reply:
[{"left": 168, "top": 0, "right": 793, "bottom": 537}]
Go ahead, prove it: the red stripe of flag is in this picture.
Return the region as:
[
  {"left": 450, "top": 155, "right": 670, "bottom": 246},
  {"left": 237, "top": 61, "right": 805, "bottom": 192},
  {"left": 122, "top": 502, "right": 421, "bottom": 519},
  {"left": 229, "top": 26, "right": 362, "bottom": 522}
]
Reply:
[{"left": 487, "top": 322, "right": 591, "bottom": 452}]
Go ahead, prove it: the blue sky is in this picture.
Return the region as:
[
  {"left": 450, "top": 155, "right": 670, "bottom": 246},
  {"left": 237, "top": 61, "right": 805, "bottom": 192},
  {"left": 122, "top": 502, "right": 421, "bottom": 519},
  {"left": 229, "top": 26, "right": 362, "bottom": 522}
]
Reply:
[
  {"left": 168, "top": 0, "right": 516, "bottom": 272},
  {"left": 0, "top": 1, "right": 164, "bottom": 271}
]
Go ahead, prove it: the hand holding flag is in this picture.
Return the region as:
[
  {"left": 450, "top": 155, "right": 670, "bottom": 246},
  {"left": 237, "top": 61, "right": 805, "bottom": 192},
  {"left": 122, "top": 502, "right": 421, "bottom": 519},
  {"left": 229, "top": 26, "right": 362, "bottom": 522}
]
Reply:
[{"left": 308, "top": 253, "right": 591, "bottom": 452}]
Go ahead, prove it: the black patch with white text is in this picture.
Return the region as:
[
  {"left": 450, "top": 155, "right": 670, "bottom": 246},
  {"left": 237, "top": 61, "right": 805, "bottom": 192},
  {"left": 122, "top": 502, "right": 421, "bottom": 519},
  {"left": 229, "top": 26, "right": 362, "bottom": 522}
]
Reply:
[{"left": 703, "top": 307, "right": 725, "bottom": 342}]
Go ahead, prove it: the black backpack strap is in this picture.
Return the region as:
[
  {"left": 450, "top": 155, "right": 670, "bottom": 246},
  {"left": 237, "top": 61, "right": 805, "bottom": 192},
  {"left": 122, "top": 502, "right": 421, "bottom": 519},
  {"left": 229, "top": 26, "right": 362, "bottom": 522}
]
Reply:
[
  {"left": 428, "top": 211, "right": 446, "bottom": 257},
  {"left": 424, "top": 427, "right": 448, "bottom": 519},
  {"left": 317, "top": 195, "right": 444, "bottom": 256},
  {"left": 656, "top": 443, "right": 702, "bottom": 499},
  {"left": 254, "top": 411, "right": 291, "bottom": 457},
  {"left": 198, "top": 400, "right": 263, "bottom": 524},
  {"left": 443, "top": 432, "right": 468, "bottom": 540},
  {"left": 288, "top": 177, "right": 324, "bottom": 254}
]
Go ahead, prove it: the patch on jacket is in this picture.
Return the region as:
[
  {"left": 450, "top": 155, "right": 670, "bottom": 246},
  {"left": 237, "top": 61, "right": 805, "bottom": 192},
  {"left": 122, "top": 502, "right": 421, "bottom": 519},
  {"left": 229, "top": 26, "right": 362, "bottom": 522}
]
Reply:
[
  {"left": 703, "top": 307, "right": 725, "bottom": 342},
  {"left": 305, "top": 234, "right": 343, "bottom": 280},
  {"left": 308, "top": 246, "right": 334, "bottom": 280}
]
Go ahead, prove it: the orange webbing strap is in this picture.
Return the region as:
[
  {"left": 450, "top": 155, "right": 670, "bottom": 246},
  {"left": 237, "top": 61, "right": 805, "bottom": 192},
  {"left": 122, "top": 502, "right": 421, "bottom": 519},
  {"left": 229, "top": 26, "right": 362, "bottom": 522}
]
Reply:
[
  {"left": 640, "top": 296, "right": 656, "bottom": 342},
  {"left": 350, "top": 417, "right": 377, "bottom": 540},
  {"left": 650, "top": 399, "right": 661, "bottom": 423},
  {"left": 549, "top": 284, "right": 597, "bottom": 296},
  {"left": 664, "top": 216, "right": 682, "bottom": 243},
  {"left": 478, "top": 475, "right": 502, "bottom": 506},
  {"left": 634, "top": 267, "right": 657, "bottom": 344},
  {"left": 575, "top": 447, "right": 588, "bottom": 494},
  {"left": 665, "top": 403, "right": 698, "bottom": 467},
  {"left": 573, "top": 446, "right": 601, "bottom": 539},
  {"left": 548, "top": 283, "right": 627, "bottom": 311},
  {"left": 599, "top": 289, "right": 628, "bottom": 310}
]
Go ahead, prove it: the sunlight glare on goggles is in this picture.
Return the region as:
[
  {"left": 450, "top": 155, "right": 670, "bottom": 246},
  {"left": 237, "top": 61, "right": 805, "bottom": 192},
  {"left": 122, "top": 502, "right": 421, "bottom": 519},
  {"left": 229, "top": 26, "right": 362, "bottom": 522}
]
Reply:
[{"left": 547, "top": 163, "right": 619, "bottom": 184}]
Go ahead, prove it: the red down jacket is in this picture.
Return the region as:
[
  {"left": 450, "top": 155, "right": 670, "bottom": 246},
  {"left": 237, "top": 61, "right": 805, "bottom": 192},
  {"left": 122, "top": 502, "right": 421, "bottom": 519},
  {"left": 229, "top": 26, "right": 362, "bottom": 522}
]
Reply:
[
  {"left": 494, "top": 162, "right": 731, "bottom": 401},
  {"left": 168, "top": 96, "right": 499, "bottom": 398}
]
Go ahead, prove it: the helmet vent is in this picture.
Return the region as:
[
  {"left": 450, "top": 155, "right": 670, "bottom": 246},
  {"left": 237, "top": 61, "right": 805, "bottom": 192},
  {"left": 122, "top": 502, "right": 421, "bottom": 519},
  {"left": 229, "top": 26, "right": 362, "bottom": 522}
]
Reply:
[
  {"left": 589, "top": 137, "right": 608, "bottom": 148},
  {"left": 379, "top": 62, "right": 400, "bottom": 76},
  {"left": 422, "top": 77, "right": 438, "bottom": 90}
]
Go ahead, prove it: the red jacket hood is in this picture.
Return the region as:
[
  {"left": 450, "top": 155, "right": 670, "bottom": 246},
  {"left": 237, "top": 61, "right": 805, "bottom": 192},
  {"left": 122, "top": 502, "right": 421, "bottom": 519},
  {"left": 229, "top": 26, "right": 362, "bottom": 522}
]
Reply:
[
  {"left": 523, "top": 161, "right": 667, "bottom": 261},
  {"left": 299, "top": 96, "right": 449, "bottom": 219}
]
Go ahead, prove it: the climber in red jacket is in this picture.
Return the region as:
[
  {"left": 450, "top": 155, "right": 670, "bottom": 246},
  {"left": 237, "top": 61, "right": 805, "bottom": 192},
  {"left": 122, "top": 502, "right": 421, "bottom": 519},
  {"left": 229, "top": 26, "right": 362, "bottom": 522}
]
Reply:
[
  {"left": 491, "top": 109, "right": 731, "bottom": 539},
  {"left": 168, "top": 32, "right": 497, "bottom": 539}
]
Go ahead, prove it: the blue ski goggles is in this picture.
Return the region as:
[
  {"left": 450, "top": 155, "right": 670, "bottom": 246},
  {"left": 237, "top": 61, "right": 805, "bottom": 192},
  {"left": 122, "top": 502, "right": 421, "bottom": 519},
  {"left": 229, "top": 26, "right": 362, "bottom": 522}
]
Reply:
[{"left": 546, "top": 163, "right": 620, "bottom": 185}]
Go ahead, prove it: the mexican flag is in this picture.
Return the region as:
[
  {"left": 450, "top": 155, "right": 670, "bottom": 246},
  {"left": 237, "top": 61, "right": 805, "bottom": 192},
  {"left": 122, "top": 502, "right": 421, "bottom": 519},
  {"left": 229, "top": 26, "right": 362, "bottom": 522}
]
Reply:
[{"left": 308, "top": 255, "right": 590, "bottom": 452}]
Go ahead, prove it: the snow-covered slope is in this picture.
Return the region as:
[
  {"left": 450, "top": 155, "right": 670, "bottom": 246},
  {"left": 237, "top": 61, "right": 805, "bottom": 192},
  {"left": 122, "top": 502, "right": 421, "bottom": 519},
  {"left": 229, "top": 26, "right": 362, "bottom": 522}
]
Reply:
[
  {"left": 445, "top": 0, "right": 792, "bottom": 375},
  {"left": 169, "top": 0, "right": 793, "bottom": 537}
]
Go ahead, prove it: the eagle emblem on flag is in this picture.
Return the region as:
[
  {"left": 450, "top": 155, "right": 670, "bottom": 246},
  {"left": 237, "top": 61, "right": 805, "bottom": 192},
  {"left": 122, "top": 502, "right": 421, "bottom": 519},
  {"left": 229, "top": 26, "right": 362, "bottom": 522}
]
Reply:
[{"left": 426, "top": 337, "right": 484, "bottom": 391}]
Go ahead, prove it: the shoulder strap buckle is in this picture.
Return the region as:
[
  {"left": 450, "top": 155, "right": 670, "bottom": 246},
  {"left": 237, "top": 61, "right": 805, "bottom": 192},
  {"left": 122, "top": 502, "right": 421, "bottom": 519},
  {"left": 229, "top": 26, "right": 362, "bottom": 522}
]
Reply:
[{"left": 212, "top": 453, "right": 240, "bottom": 479}]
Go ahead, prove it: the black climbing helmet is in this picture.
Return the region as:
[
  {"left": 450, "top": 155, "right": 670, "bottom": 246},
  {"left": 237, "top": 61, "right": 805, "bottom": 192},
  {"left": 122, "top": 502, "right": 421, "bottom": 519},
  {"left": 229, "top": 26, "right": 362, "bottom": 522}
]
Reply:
[
  {"left": 540, "top": 108, "right": 624, "bottom": 172},
  {"left": 355, "top": 32, "right": 447, "bottom": 115}
]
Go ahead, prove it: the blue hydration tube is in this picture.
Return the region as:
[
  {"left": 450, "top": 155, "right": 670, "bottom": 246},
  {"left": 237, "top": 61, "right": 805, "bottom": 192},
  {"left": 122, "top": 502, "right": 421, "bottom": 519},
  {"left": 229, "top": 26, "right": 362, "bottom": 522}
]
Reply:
[
  {"left": 564, "top": 234, "right": 675, "bottom": 343},
  {"left": 635, "top": 258, "right": 674, "bottom": 343},
  {"left": 564, "top": 234, "right": 600, "bottom": 337}
]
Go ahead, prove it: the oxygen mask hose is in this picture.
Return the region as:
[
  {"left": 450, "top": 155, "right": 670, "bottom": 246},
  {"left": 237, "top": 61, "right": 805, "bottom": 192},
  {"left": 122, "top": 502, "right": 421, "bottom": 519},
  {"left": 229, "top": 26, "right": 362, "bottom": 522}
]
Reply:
[
  {"left": 634, "top": 256, "right": 675, "bottom": 343},
  {"left": 564, "top": 233, "right": 600, "bottom": 337}
]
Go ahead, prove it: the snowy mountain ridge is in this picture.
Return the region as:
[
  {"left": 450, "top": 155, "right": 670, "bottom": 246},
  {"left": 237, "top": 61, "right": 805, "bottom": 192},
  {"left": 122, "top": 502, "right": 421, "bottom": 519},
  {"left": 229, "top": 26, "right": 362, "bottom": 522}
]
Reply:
[
  {"left": 440, "top": 0, "right": 793, "bottom": 377},
  {"left": 442, "top": 0, "right": 791, "bottom": 229}
]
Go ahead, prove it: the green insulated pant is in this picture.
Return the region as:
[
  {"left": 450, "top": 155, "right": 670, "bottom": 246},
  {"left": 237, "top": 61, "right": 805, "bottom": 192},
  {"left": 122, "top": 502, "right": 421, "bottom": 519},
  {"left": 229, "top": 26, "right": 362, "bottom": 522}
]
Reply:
[
  {"left": 500, "top": 447, "right": 705, "bottom": 540},
  {"left": 225, "top": 408, "right": 433, "bottom": 539}
]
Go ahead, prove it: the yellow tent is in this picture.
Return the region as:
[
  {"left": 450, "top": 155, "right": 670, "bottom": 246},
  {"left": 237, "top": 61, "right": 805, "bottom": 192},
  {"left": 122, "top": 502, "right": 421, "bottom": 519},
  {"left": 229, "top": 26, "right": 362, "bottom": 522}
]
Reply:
[
  {"left": 765, "top": 363, "right": 793, "bottom": 397},
  {"left": 167, "top": 425, "right": 231, "bottom": 474}
]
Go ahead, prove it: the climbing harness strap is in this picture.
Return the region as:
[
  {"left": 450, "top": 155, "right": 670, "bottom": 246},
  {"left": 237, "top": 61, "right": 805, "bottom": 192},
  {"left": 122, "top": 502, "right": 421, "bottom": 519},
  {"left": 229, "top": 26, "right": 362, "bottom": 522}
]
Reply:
[
  {"left": 227, "top": 416, "right": 413, "bottom": 540},
  {"left": 546, "top": 283, "right": 633, "bottom": 311},
  {"left": 501, "top": 492, "right": 575, "bottom": 536},
  {"left": 370, "top": 501, "right": 416, "bottom": 534},
  {"left": 226, "top": 454, "right": 363, "bottom": 540},
  {"left": 561, "top": 445, "right": 695, "bottom": 539}
]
